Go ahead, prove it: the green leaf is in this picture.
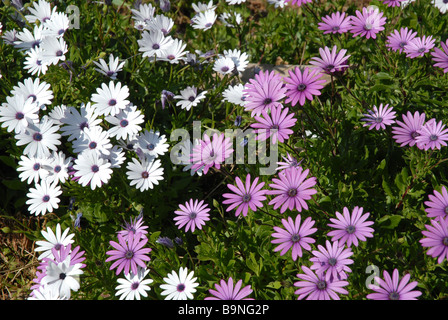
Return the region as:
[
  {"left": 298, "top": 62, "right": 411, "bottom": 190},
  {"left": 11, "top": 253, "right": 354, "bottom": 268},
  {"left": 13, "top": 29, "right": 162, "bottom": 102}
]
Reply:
[{"left": 378, "top": 215, "right": 403, "bottom": 229}]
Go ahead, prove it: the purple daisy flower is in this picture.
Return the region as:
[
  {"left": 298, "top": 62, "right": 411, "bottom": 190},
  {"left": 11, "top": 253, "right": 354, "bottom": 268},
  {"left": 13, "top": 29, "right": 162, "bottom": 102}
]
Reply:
[
  {"left": 287, "top": 0, "right": 312, "bottom": 6},
  {"left": 106, "top": 232, "right": 152, "bottom": 276},
  {"left": 174, "top": 199, "right": 210, "bottom": 232},
  {"left": 415, "top": 119, "right": 448, "bottom": 150},
  {"left": 424, "top": 186, "right": 448, "bottom": 219},
  {"left": 380, "top": 0, "right": 407, "bottom": 6},
  {"left": 243, "top": 70, "right": 287, "bottom": 116},
  {"left": 268, "top": 166, "right": 317, "bottom": 214},
  {"left": 366, "top": 269, "right": 422, "bottom": 300},
  {"left": 283, "top": 67, "right": 326, "bottom": 107},
  {"left": 327, "top": 206, "right": 374, "bottom": 247},
  {"left": 191, "top": 133, "right": 234, "bottom": 174},
  {"left": 309, "top": 45, "right": 351, "bottom": 74},
  {"left": 386, "top": 27, "right": 417, "bottom": 53},
  {"left": 391, "top": 111, "right": 426, "bottom": 147},
  {"left": 431, "top": 39, "right": 448, "bottom": 73},
  {"left": 250, "top": 106, "right": 297, "bottom": 144},
  {"left": 420, "top": 216, "right": 448, "bottom": 264},
  {"left": 118, "top": 213, "right": 148, "bottom": 240},
  {"left": 318, "top": 11, "right": 352, "bottom": 34},
  {"left": 362, "top": 103, "right": 396, "bottom": 130},
  {"left": 294, "top": 266, "right": 349, "bottom": 300},
  {"left": 222, "top": 174, "right": 267, "bottom": 217},
  {"left": 310, "top": 240, "right": 354, "bottom": 282},
  {"left": 404, "top": 35, "right": 435, "bottom": 59},
  {"left": 271, "top": 214, "right": 317, "bottom": 261},
  {"left": 205, "top": 277, "right": 254, "bottom": 300},
  {"left": 349, "top": 7, "right": 387, "bottom": 39},
  {"left": 276, "top": 152, "right": 303, "bottom": 173}
]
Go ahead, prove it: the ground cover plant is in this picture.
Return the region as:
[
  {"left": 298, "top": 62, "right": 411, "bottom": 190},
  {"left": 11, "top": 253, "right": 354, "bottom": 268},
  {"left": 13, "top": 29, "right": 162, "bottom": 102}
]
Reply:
[{"left": 0, "top": 0, "right": 448, "bottom": 300}]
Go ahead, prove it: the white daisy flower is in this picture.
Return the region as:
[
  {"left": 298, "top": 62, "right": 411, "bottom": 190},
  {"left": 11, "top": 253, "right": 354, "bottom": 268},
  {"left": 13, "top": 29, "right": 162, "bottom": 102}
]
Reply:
[
  {"left": 105, "top": 104, "right": 145, "bottom": 140},
  {"left": 34, "top": 223, "right": 75, "bottom": 260},
  {"left": 267, "top": 0, "right": 289, "bottom": 8},
  {"left": 102, "top": 145, "right": 126, "bottom": 169},
  {"left": 191, "top": 9, "right": 217, "bottom": 31},
  {"left": 17, "top": 154, "right": 51, "bottom": 185},
  {"left": 146, "top": 14, "right": 174, "bottom": 36},
  {"left": 223, "top": 49, "right": 249, "bottom": 74},
  {"left": 138, "top": 30, "right": 174, "bottom": 60},
  {"left": 73, "top": 150, "right": 113, "bottom": 190},
  {"left": 160, "top": 267, "right": 199, "bottom": 300},
  {"left": 43, "top": 151, "right": 72, "bottom": 184},
  {"left": 433, "top": 0, "right": 448, "bottom": 13},
  {"left": 131, "top": 3, "right": 156, "bottom": 24},
  {"left": 25, "top": 0, "right": 57, "bottom": 24},
  {"left": 126, "top": 157, "right": 164, "bottom": 191},
  {"left": 72, "top": 126, "right": 112, "bottom": 156},
  {"left": 136, "top": 129, "right": 169, "bottom": 159},
  {"left": 60, "top": 103, "right": 102, "bottom": 141},
  {"left": 91, "top": 81, "right": 130, "bottom": 116},
  {"left": 134, "top": 20, "right": 148, "bottom": 32},
  {"left": 15, "top": 116, "right": 61, "bottom": 159},
  {"left": 115, "top": 267, "right": 153, "bottom": 300},
  {"left": 41, "top": 36, "right": 67, "bottom": 66},
  {"left": 159, "top": 38, "right": 188, "bottom": 64},
  {"left": 14, "top": 25, "right": 45, "bottom": 52},
  {"left": 42, "top": 12, "right": 70, "bottom": 38},
  {"left": 47, "top": 104, "right": 69, "bottom": 125},
  {"left": 26, "top": 179, "right": 62, "bottom": 216},
  {"left": 222, "top": 83, "right": 247, "bottom": 106},
  {"left": 213, "top": 56, "right": 236, "bottom": 75},
  {"left": 93, "top": 54, "right": 125, "bottom": 80},
  {"left": 11, "top": 77, "right": 54, "bottom": 110},
  {"left": 174, "top": 86, "right": 207, "bottom": 111},
  {"left": 0, "top": 94, "right": 39, "bottom": 134},
  {"left": 24, "top": 46, "right": 50, "bottom": 76},
  {"left": 28, "top": 285, "right": 68, "bottom": 300},
  {"left": 219, "top": 12, "right": 242, "bottom": 28},
  {"left": 192, "top": 1, "right": 216, "bottom": 13},
  {"left": 2, "top": 29, "right": 19, "bottom": 45},
  {"left": 41, "top": 256, "right": 83, "bottom": 299},
  {"left": 226, "top": 0, "right": 247, "bottom": 4}
]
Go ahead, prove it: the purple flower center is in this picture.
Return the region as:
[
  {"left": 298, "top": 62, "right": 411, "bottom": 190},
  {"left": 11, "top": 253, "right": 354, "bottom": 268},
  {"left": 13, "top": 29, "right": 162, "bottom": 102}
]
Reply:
[
  {"left": 120, "top": 119, "right": 129, "bottom": 127},
  {"left": 31, "top": 40, "right": 40, "bottom": 49},
  {"left": 332, "top": 26, "right": 340, "bottom": 31},
  {"left": 91, "top": 165, "right": 99, "bottom": 173},
  {"left": 54, "top": 243, "right": 62, "bottom": 250},
  {"left": 291, "top": 234, "right": 300, "bottom": 242},
  {"left": 107, "top": 71, "right": 115, "bottom": 77},
  {"left": 80, "top": 122, "right": 89, "bottom": 130},
  {"left": 389, "top": 292, "right": 400, "bottom": 300},
  {"left": 109, "top": 99, "right": 117, "bottom": 106},
  {"left": 411, "top": 131, "right": 420, "bottom": 139},
  {"left": 59, "top": 273, "right": 66, "bottom": 280},
  {"left": 205, "top": 23, "right": 212, "bottom": 28},
  {"left": 147, "top": 143, "right": 155, "bottom": 151},
  {"left": 167, "top": 55, "right": 175, "bottom": 60},
  {"left": 189, "top": 212, "right": 197, "bottom": 219},
  {"left": 152, "top": 43, "right": 160, "bottom": 50},
  {"left": 56, "top": 50, "right": 63, "bottom": 57},
  {"left": 221, "top": 66, "right": 229, "bottom": 72},
  {"left": 328, "top": 257, "right": 337, "bottom": 266},
  {"left": 242, "top": 194, "right": 251, "bottom": 203},
  {"left": 89, "top": 141, "right": 97, "bottom": 149},
  {"left": 15, "top": 112, "right": 25, "bottom": 120},
  {"left": 271, "top": 124, "right": 279, "bottom": 130},
  {"left": 58, "top": 29, "right": 65, "bottom": 36},
  {"left": 141, "top": 171, "right": 149, "bottom": 179},
  {"left": 131, "top": 282, "right": 139, "bottom": 290},
  {"left": 125, "top": 250, "right": 134, "bottom": 259},
  {"left": 399, "top": 42, "right": 407, "bottom": 48},
  {"left": 177, "top": 283, "right": 186, "bottom": 292},
  {"left": 325, "top": 64, "right": 335, "bottom": 72},
  {"left": 263, "top": 98, "right": 272, "bottom": 105},
  {"left": 42, "top": 195, "right": 50, "bottom": 202},
  {"left": 445, "top": 206, "right": 448, "bottom": 215},
  {"left": 297, "top": 83, "right": 307, "bottom": 91},
  {"left": 28, "top": 94, "right": 37, "bottom": 103},
  {"left": 288, "top": 188, "right": 297, "bottom": 197},
  {"left": 188, "top": 96, "right": 196, "bottom": 102},
  {"left": 33, "top": 163, "right": 41, "bottom": 171},
  {"left": 443, "top": 237, "right": 448, "bottom": 246},
  {"left": 36, "top": 60, "right": 42, "bottom": 66},
  {"left": 54, "top": 165, "right": 62, "bottom": 173},
  {"left": 346, "top": 225, "right": 356, "bottom": 234},
  {"left": 417, "top": 47, "right": 426, "bottom": 53},
  {"left": 430, "top": 134, "right": 438, "bottom": 142},
  {"left": 33, "top": 132, "right": 43, "bottom": 141},
  {"left": 317, "top": 280, "right": 326, "bottom": 290}
]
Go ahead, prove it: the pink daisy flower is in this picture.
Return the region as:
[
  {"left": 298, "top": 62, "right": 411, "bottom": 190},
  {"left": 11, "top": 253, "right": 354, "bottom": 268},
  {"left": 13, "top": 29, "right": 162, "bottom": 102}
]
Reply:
[
  {"left": 271, "top": 214, "right": 317, "bottom": 261},
  {"left": 318, "top": 11, "right": 352, "bottom": 34},
  {"left": 118, "top": 213, "right": 148, "bottom": 240},
  {"left": 367, "top": 269, "right": 422, "bottom": 300},
  {"left": 349, "top": 7, "right": 387, "bottom": 39},
  {"left": 276, "top": 152, "right": 303, "bottom": 173},
  {"left": 191, "top": 132, "right": 234, "bottom": 174},
  {"left": 286, "top": 0, "right": 312, "bottom": 6},
  {"left": 391, "top": 111, "right": 426, "bottom": 147},
  {"left": 380, "top": 0, "right": 407, "bottom": 6},
  {"left": 431, "top": 39, "right": 448, "bottom": 73},
  {"left": 222, "top": 173, "right": 267, "bottom": 217},
  {"left": 309, "top": 45, "right": 350, "bottom": 74},
  {"left": 294, "top": 266, "right": 349, "bottom": 300},
  {"left": 424, "top": 186, "right": 448, "bottom": 219},
  {"left": 362, "top": 103, "right": 396, "bottom": 130},
  {"left": 415, "top": 119, "right": 448, "bottom": 150},
  {"left": 106, "top": 232, "right": 152, "bottom": 276},
  {"left": 420, "top": 216, "right": 448, "bottom": 264},
  {"left": 250, "top": 106, "right": 297, "bottom": 144},
  {"left": 386, "top": 27, "right": 417, "bottom": 53},
  {"left": 268, "top": 166, "right": 317, "bottom": 213},
  {"left": 174, "top": 199, "right": 210, "bottom": 232},
  {"left": 327, "top": 206, "right": 374, "bottom": 247},
  {"left": 310, "top": 240, "right": 354, "bottom": 282},
  {"left": 243, "top": 70, "right": 287, "bottom": 116},
  {"left": 205, "top": 277, "right": 254, "bottom": 300},
  {"left": 283, "top": 67, "right": 326, "bottom": 107},
  {"left": 404, "top": 35, "right": 436, "bottom": 58}
]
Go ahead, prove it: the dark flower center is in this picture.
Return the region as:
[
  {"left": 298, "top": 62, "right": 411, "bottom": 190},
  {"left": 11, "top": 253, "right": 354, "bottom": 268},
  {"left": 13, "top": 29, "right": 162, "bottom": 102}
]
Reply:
[
  {"left": 411, "top": 131, "right": 420, "bottom": 139},
  {"left": 80, "top": 122, "right": 89, "bottom": 130},
  {"left": 36, "top": 59, "right": 42, "bottom": 66},
  {"left": 242, "top": 194, "right": 251, "bottom": 203},
  {"left": 28, "top": 94, "right": 37, "bottom": 103},
  {"left": 15, "top": 112, "right": 25, "bottom": 120},
  {"left": 291, "top": 233, "right": 300, "bottom": 242},
  {"left": 141, "top": 171, "right": 149, "bottom": 179},
  {"left": 346, "top": 225, "right": 356, "bottom": 234},
  {"left": 288, "top": 188, "right": 297, "bottom": 197},
  {"left": 325, "top": 64, "right": 335, "bottom": 71},
  {"left": 317, "top": 280, "right": 326, "bottom": 290},
  {"left": 418, "top": 47, "right": 426, "bottom": 53},
  {"left": 89, "top": 141, "right": 97, "bottom": 149},
  {"left": 389, "top": 292, "right": 400, "bottom": 300},
  {"left": 125, "top": 250, "right": 134, "bottom": 259},
  {"left": 58, "top": 29, "right": 65, "bottom": 36},
  {"left": 120, "top": 119, "right": 129, "bottom": 127},
  {"left": 445, "top": 206, "right": 448, "bottom": 215},
  {"left": 33, "top": 163, "right": 41, "bottom": 171},
  {"left": 374, "top": 117, "right": 383, "bottom": 123},
  {"left": 131, "top": 282, "right": 139, "bottom": 290},
  {"left": 32, "top": 40, "right": 40, "bottom": 49},
  {"left": 221, "top": 66, "right": 229, "bottom": 72},
  {"left": 109, "top": 99, "right": 117, "bottom": 106},
  {"left": 297, "top": 83, "right": 307, "bottom": 91},
  {"left": 56, "top": 50, "right": 63, "bottom": 57},
  {"left": 430, "top": 134, "right": 438, "bottom": 141},
  {"left": 189, "top": 212, "right": 197, "bottom": 219},
  {"left": 59, "top": 273, "right": 66, "bottom": 280},
  {"left": 177, "top": 283, "right": 186, "bottom": 292},
  {"left": 271, "top": 124, "right": 279, "bottom": 130},
  {"left": 188, "top": 96, "right": 196, "bottom": 102},
  {"left": 332, "top": 26, "right": 340, "bottom": 31},
  {"left": 443, "top": 237, "right": 448, "bottom": 247},
  {"left": 54, "top": 165, "right": 62, "bottom": 173},
  {"left": 106, "top": 71, "right": 115, "bottom": 77},
  {"left": 399, "top": 42, "right": 407, "bottom": 48},
  {"left": 152, "top": 43, "right": 160, "bottom": 50},
  {"left": 91, "top": 165, "right": 99, "bottom": 173},
  {"left": 263, "top": 98, "right": 272, "bottom": 105},
  {"left": 54, "top": 243, "right": 62, "bottom": 250},
  {"left": 328, "top": 257, "right": 337, "bottom": 266},
  {"left": 167, "top": 55, "right": 175, "bottom": 60},
  {"left": 42, "top": 195, "right": 50, "bottom": 202},
  {"left": 205, "top": 23, "right": 212, "bottom": 28},
  {"left": 33, "top": 132, "right": 43, "bottom": 141},
  {"left": 147, "top": 143, "right": 155, "bottom": 151}
]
